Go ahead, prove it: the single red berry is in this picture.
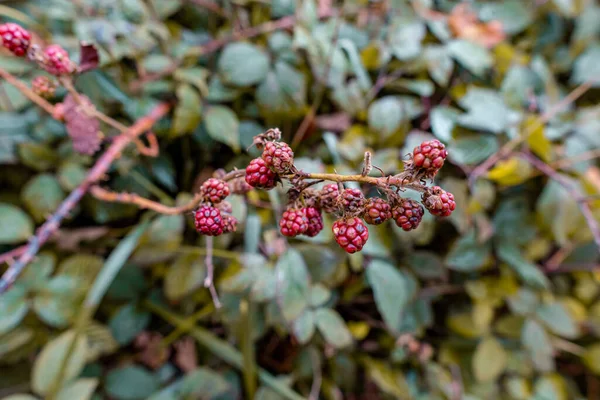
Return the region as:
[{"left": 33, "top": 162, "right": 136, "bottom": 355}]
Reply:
[
  {"left": 194, "top": 205, "right": 225, "bottom": 236},
  {"left": 332, "top": 217, "right": 369, "bottom": 254},
  {"left": 363, "top": 198, "right": 392, "bottom": 225},
  {"left": 223, "top": 215, "right": 238, "bottom": 233},
  {"left": 412, "top": 139, "right": 447, "bottom": 170},
  {"left": 262, "top": 141, "right": 294, "bottom": 174},
  {"left": 0, "top": 23, "right": 31, "bottom": 57},
  {"left": 303, "top": 206, "right": 323, "bottom": 237},
  {"left": 319, "top": 184, "right": 340, "bottom": 213},
  {"left": 338, "top": 188, "right": 366, "bottom": 214},
  {"left": 392, "top": 198, "right": 424, "bottom": 231},
  {"left": 31, "top": 76, "right": 56, "bottom": 99},
  {"left": 201, "top": 178, "right": 230, "bottom": 204},
  {"left": 245, "top": 157, "right": 277, "bottom": 190},
  {"left": 279, "top": 208, "right": 309, "bottom": 237},
  {"left": 422, "top": 186, "right": 456, "bottom": 217},
  {"left": 42, "top": 44, "right": 76, "bottom": 75}
]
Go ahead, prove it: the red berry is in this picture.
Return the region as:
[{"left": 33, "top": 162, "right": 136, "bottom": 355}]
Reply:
[
  {"left": 0, "top": 23, "right": 31, "bottom": 57},
  {"left": 194, "top": 205, "right": 225, "bottom": 236},
  {"left": 422, "top": 186, "right": 456, "bottom": 217},
  {"left": 223, "top": 215, "right": 238, "bottom": 233},
  {"left": 363, "top": 198, "right": 392, "bottom": 225},
  {"left": 303, "top": 206, "right": 323, "bottom": 237},
  {"left": 339, "top": 188, "right": 366, "bottom": 214},
  {"left": 319, "top": 184, "right": 339, "bottom": 213},
  {"left": 31, "top": 76, "right": 56, "bottom": 99},
  {"left": 413, "top": 139, "right": 447, "bottom": 170},
  {"left": 42, "top": 44, "right": 75, "bottom": 75},
  {"left": 245, "top": 157, "right": 277, "bottom": 190},
  {"left": 279, "top": 208, "right": 308, "bottom": 237},
  {"left": 262, "top": 141, "right": 294, "bottom": 174},
  {"left": 201, "top": 178, "right": 230, "bottom": 204},
  {"left": 332, "top": 217, "right": 369, "bottom": 254},
  {"left": 392, "top": 198, "right": 424, "bottom": 231}
]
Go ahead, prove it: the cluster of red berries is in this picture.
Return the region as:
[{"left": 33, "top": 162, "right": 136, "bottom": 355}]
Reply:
[
  {"left": 406, "top": 139, "right": 448, "bottom": 180},
  {"left": 0, "top": 22, "right": 76, "bottom": 79},
  {"left": 193, "top": 177, "right": 238, "bottom": 236}
]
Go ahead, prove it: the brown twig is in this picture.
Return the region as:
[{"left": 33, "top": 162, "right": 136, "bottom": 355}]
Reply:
[
  {"left": 468, "top": 79, "right": 597, "bottom": 187},
  {"left": 134, "top": 132, "right": 159, "bottom": 157},
  {"left": 0, "top": 245, "right": 26, "bottom": 265},
  {"left": 521, "top": 151, "right": 600, "bottom": 251},
  {"left": 0, "top": 67, "right": 55, "bottom": 115},
  {"left": 203, "top": 236, "right": 221, "bottom": 308},
  {"left": 0, "top": 102, "right": 171, "bottom": 294}
]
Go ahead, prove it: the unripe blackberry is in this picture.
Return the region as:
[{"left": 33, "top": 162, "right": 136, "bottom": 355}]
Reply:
[
  {"left": 338, "top": 188, "right": 366, "bottom": 215},
  {"left": 194, "top": 205, "right": 225, "bottom": 236},
  {"left": 303, "top": 206, "right": 323, "bottom": 237},
  {"left": 262, "top": 141, "right": 294, "bottom": 174},
  {"left": 200, "top": 178, "right": 230, "bottom": 204},
  {"left": 0, "top": 23, "right": 31, "bottom": 57},
  {"left": 228, "top": 177, "right": 252, "bottom": 194},
  {"left": 413, "top": 140, "right": 447, "bottom": 169},
  {"left": 363, "top": 198, "right": 392, "bottom": 225},
  {"left": 332, "top": 217, "right": 369, "bottom": 254},
  {"left": 319, "top": 184, "right": 339, "bottom": 213},
  {"left": 245, "top": 157, "right": 277, "bottom": 190},
  {"left": 32, "top": 76, "right": 57, "bottom": 99},
  {"left": 223, "top": 215, "right": 238, "bottom": 233},
  {"left": 422, "top": 186, "right": 456, "bottom": 217},
  {"left": 216, "top": 200, "right": 233, "bottom": 214},
  {"left": 42, "top": 44, "right": 76, "bottom": 75},
  {"left": 392, "top": 198, "right": 424, "bottom": 231},
  {"left": 279, "top": 208, "right": 308, "bottom": 237}
]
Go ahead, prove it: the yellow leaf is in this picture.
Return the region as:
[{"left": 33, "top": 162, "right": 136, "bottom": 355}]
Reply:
[
  {"left": 347, "top": 321, "right": 370, "bottom": 340},
  {"left": 447, "top": 311, "right": 487, "bottom": 338},
  {"left": 560, "top": 297, "right": 587, "bottom": 322},
  {"left": 472, "top": 336, "right": 507, "bottom": 382},
  {"left": 487, "top": 157, "right": 533, "bottom": 186},
  {"left": 525, "top": 116, "right": 552, "bottom": 162}
]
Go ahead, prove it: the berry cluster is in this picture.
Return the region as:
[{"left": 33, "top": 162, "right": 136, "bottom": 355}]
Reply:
[{"left": 193, "top": 175, "right": 238, "bottom": 236}]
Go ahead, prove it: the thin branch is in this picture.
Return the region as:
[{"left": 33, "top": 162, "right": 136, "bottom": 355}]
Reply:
[
  {"left": 468, "top": 79, "right": 597, "bottom": 187},
  {"left": 0, "top": 102, "right": 171, "bottom": 294},
  {"left": 134, "top": 132, "right": 159, "bottom": 157},
  {"left": 0, "top": 245, "right": 26, "bottom": 265},
  {"left": 521, "top": 151, "right": 600, "bottom": 251},
  {"left": 0, "top": 67, "right": 56, "bottom": 115},
  {"left": 204, "top": 236, "right": 221, "bottom": 308}
]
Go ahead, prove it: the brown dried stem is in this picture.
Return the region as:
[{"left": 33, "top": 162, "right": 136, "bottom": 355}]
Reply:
[
  {"left": 0, "top": 67, "right": 56, "bottom": 115},
  {"left": 204, "top": 236, "right": 221, "bottom": 308},
  {"left": 521, "top": 151, "right": 600, "bottom": 251},
  {"left": 134, "top": 132, "right": 159, "bottom": 157}
]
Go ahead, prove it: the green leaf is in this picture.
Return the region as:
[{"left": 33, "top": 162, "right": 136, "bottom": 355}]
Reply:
[
  {"left": 367, "top": 96, "right": 405, "bottom": 139},
  {"left": 171, "top": 84, "right": 202, "bottom": 136},
  {"left": 445, "top": 230, "right": 491, "bottom": 271},
  {"left": 204, "top": 105, "right": 240, "bottom": 152},
  {"left": 522, "top": 319, "right": 554, "bottom": 372},
  {"left": 32, "top": 330, "right": 89, "bottom": 396},
  {"left": 55, "top": 378, "right": 98, "bottom": 400},
  {"left": 21, "top": 174, "right": 65, "bottom": 223},
  {"left": 19, "top": 252, "right": 55, "bottom": 291},
  {"left": 18, "top": 142, "right": 58, "bottom": 171},
  {"left": 430, "top": 106, "right": 459, "bottom": 142},
  {"left": 572, "top": 45, "right": 600, "bottom": 85},
  {"left": 0, "top": 285, "right": 29, "bottom": 335},
  {"left": 472, "top": 336, "right": 507, "bottom": 382},
  {"left": 447, "top": 40, "right": 493, "bottom": 76},
  {"left": 536, "top": 178, "right": 584, "bottom": 247},
  {"left": 424, "top": 45, "right": 454, "bottom": 86},
  {"left": 33, "top": 275, "right": 81, "bottom": 327},
  {"left": 362, "top": 358, "right": 410, "bottom": 398},
  {"left": 0, "top": 203, "right": 34, "bottom": 244},
  {"left": 479, "top": 0, "right": 533, "bottom": 34},
  {"left": 457, "top": 87, "right": 516, "bottom": 134},
  {"left": 407, "top": 251, "right": 446, "bottom": 280},
  {"left": 105, "top": 365, "right": 159, "bottom": 400},
  {"left": 497, "top": 241, "right": 550, "bottom": 290},
  {"left": 109, "top": 303, "right": 151, "bottom": 345},
  {"left": 583, "top": 343, "right": 600, "bottom": 374},
  {"left": 57, "top": 162, "right": 87, "bottom": 191},
  {"left": 366, "top": 260, "right": 408, "bottom": 332},
  {"left": 256, "top": 62, "right": 306, "bottom": 117},
  {"left": 164, "top": 253, "right": 205, "bottom": 301},
  {"left": 536, "top": 302, "right": 579, "bottom": 339},
  {"left": 1, "top": 395, "right": 38, "bottom": 400},
  {"left": 448, "top": 134, "right": 499, "bottom": 166},
  {"left": 315, "top": 308, "right": 353, "bottom": 349},
  {"left": 276, "top": 248, "right": 310, "bottom": 322},
  {"left": 218, "top": 43, "right": 269, "bottom": 87},
  {"left": 309, "top": 283, "right": 331, "bottom": 307},
  {"left": 174, "top": 67, "right": 210, "bottom": 96},
  {"left": 389, "top": 19, "right": 425, "bottom": 60},
  {"left": 292, "top": 310, "right": 315, "bottom": 345}
]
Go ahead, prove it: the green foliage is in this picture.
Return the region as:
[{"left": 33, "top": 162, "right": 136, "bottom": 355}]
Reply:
[{"left": 1, "top": 0, "right": 600, "bottom": 399}]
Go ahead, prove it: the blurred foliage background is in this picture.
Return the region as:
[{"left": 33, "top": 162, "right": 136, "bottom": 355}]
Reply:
[{"left": 1, "top": 0, "right": 600, "bottom": 399}]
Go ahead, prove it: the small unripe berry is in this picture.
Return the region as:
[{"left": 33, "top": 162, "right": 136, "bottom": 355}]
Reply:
[
  {"left": 216, "top": 200, "right": 233, "bottom": 214},
  {"left": 194, "top": 205, "right": 225, "bottom": 236},
  {"left": 363, "top": 198, "right": 392, "bottom": 225},
  {"left": 228, "top": 177, "right": 252, "bottom": 194},
  {"left": 392, "top": 198, "right": 424, "bottom": 231},
  {"left": 223, "top": 214, "right": 238, "bottom": 233},
  {"left": 303, "top": 206, "right": 323, "bottom": 237},
  {"left": 333, "top": 217, "right": 369, "bottom": 254},
  {"left": 422, "top": 186, "right": 456, "bottom": 217},
  {"left": 319, "top": 184, "right": 339, "bottom": 213},
  {"left": 200, "top": 178, "right": 230, "bottom": 204},
  {"left": 42, "top": 44, "right": 76, "bottom": 75},
  {"left": 338, "top": 188, "right": 366, "bottom": 214},
  {"left": 262, "top": 141, "right": 294, "bottom": 174},
  {"left": 245, "top": 157, "right": 277, "bottom": 190},
  {"left": 32, "top": 76, "right": 57, "bottom": 99},
  {"left": 279, "top": 208, "right": 308, "bottom": 237},
  {"left": 0, "top": 23, "right": 31, "bottom": 57}
]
